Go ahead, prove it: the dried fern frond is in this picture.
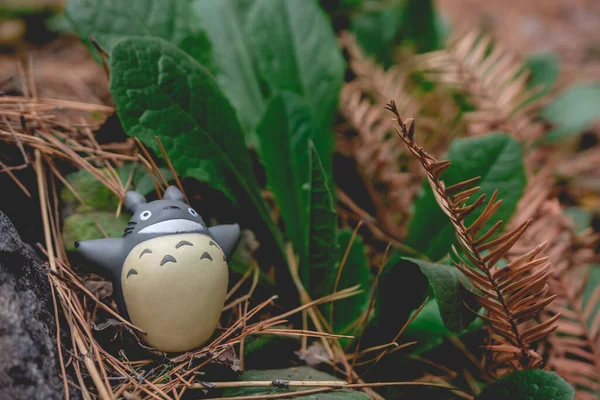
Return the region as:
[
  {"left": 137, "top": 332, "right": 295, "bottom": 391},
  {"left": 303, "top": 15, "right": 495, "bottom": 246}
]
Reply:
[
  {"left": 546, "top": 267, "right": 600, "bottom": 400},
  {"left": 413, "top": 30, "right": 546, "bottom": 143},
  {"left": 339, "top": 31, "right": 420, "bottom": 114},
  {"left": 337, "top": 32, "right": 450, "bottom": 240},
  {"left": 387, "top": 100, "right": 558, "bottom": 374},
  {"left": 338, "top": 82, "right": 422, "bottom": 239},
  {"left": 506, "top": 173, "right": 600, "bottom": 398}
]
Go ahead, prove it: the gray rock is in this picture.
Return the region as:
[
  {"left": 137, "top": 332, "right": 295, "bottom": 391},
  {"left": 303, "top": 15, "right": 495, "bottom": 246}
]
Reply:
[{"left": 0, "top": 210, "right": 69, "bottom": 399}]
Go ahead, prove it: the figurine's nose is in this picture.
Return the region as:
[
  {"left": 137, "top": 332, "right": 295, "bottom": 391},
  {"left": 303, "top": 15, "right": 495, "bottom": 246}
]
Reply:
[{"left": 163, "top": 206, "right": 180, "bottom": 210}]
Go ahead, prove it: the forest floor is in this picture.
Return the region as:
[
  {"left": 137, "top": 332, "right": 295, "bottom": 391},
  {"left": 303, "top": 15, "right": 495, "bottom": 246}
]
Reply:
[{"left": 438, "top": 0, "right": 600, "bottom": 88}]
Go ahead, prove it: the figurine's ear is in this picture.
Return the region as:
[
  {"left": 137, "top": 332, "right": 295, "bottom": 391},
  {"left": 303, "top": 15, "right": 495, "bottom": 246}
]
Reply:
[
  {"left": 125, "top": 191, "right": 146, "bottom": 213},
  {"left": 209, "top": 224, "right": 241, "bottom": 261},
  {"left": 163, "top": 186, "right": 185, "bottom": 202}
]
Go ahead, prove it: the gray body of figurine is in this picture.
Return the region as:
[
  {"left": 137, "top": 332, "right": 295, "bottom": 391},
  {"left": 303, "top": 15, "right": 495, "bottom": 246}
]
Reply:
[{"left": 76, "top": 186, "right": 240, "bottom": 352}]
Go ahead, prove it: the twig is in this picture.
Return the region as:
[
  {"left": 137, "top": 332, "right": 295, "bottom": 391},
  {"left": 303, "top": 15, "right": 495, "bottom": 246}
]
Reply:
[
  {"left": 350, "top": 243, "right": 391, "bottom": 376},
  {"left": 49, "top": 277, "right": 69, "bottom": 400},
  {"left": 135, "top": 138, "right": 169, "bottom": 189},
  {"left": 3, "top": 116, "right": 28, "bottom": 162},
  {"left": 0, "top": 157, "right": 31, "bottom": 197},
  {"left": 154, "top": 135, "right": 188, "bottom": 203},
  {"left": 89, "top": 36, "right": 110, "bottom": 79},
  {"left": 330, "top": 220, "right": 363, "bottom": 328}
]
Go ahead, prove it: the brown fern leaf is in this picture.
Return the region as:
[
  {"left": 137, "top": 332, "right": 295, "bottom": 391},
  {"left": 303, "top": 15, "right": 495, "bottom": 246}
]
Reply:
[
  {"left": 386, "top": 100, "right": 558, "bottom": 373},
  {"left": 338, "top": 82, "right": 421, "bottom": 239},
  {"left": 337, "top": 32, "right": 450, "bottom": 239},
  {"left": 339, "top": 31, "right": 420, "bottom": 113},
  {"left": 413, "top": 29, "right": 546, "bottom": 143},
  {"left": 507, "top": 174, "right": 600, "bottom": 398},
  {"left": 547, "top": 271, "right": 600, "bottom": 400}
]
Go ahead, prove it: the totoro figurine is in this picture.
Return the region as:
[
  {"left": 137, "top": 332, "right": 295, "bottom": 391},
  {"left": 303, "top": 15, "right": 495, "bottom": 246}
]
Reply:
[{"left": 75, "top": 186, "right": 240, "bottom": 352}]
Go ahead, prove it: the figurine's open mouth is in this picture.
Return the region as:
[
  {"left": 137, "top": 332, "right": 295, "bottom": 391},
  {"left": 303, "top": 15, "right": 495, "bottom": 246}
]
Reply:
[{"left": 138, "top": 219, "right": 204, "bottom": 234}]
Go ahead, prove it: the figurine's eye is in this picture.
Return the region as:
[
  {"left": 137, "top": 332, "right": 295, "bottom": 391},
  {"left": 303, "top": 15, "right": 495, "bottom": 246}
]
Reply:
[
  {"left": 188, "top": 208, "right": 198, "bottom": 217},
  {"left": 140, "top": 210, "right": 152, "bottom": 220}
]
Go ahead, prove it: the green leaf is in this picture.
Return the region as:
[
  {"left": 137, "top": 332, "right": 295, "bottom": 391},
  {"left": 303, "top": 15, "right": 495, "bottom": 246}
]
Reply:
[
  {"left": 62, "top": 212, "right": 129, "bottom": 252},
  {"left": 477, "top": 370, "right": 574, "bottom": 400},
  {"left": 62, "top": 169, "right": 120, "bottom": 211},
  {"left": 563, "top": 206, "right": 593, "bottom": 234},
  {"left": 305, "top": 140, "right": 339, "bottom": 297},
  {"left": 329, "top": 230, "right": 372, "bottom": 340},
  {"left": 255, "top": 94, "right": 336, "bottom": 296},
  {"left": 401, "top": 0, "right": 443, "bottom": 53},
  {"left": 350, "top": 0, "right": 444, "bottom": 66},
  {"left": 404, "top": 299, "right": 451, "bottom": 347},
  {"left": 255, "top": 93, "right": 319, "bottom": 267},
  {"left": 402, "top": 257, "right": 477, "bottom": 332},
  {"left": 193, "top": 0, "right": 265, "bottom": 134},
  {"left": 60, "top": 169, "right": 135, "bottom": 251},
  {"left": 525, "top": 52, "right": 559, "bottom": 96},
  {"left": 109, "top": 37, "right": 286, "bottom": 268},
  {"left": 405, "top": 133, "right": 527, "bottom": 261},
  {"left": 65, "top": 0, "right": 212, "bottom": 69},
  {"left": 541, "top": 83, "right": 600, "bottom": 142},
  {"left": 245, "top": 0, "right": 345, "bottom": 131},
  {"left": 117, "top": 164, "right": 173, "bottom": 196},
  {"left": 350, "top": 6, "right": 404, "bottom": 67},
  {"left": 404, "top": 299, "right": 485, "bottom": 356},
  {"left": 371, "top": 256, "right": 430, "bottom": 341},
  {"left": 222, "top": 367, "right": 369, "bottom": 399}
]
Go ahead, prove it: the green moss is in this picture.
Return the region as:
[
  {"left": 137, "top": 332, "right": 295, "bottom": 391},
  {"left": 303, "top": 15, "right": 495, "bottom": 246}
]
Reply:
[
  {"left": 61, "top": 170, "right": 119, "bottom": 211},
  {"left": 62, "top": 212, "right": 129, "bottom": 252}
]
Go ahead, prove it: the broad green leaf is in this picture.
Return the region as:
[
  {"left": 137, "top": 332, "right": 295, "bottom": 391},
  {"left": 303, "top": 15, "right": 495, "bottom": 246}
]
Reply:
[
  {"left": 306, "top": 140, "right": 339, "bottom": 297},
  {"left": 255, "top": 93, "right": 316, "bottom": 267},
  {"left": 328, "top": 230, "right": 372, "bottom": 340},
  {"left": 525, "top": 52, "right": 559, "bottom": 96},
  {"left": 222, "top": 367, "right": 369, "bottom": 399},
  {"left": 350, "top": 6, "right": 404, "bottom": 67},
  {"left": 255, "top": 94, "right": 336, "bottom": 293},
  {"left": 402, "top": 257, "right": 477, "bottom": 332},
  {"left": 405, "top": 133, "right": 526, "bottom": 261},
  {"left": 0, "top": 0, "right": 62, "bottom": 16},
  {"left": 404, "top": 299, "right": 485, "bottom": 356},
  {"left": 371, "top": 256, "right": 430, "bottom": 342},
  {"left": 541, "top": 83, "right": 600, "bottom": 142},
  {"left": 109, "top": 37, "right": 286, "bottom": 267},
  {"left": 340, "top": 0, "right": 363, "bottom": 8},
  {"left": 66, "top": 0, "right": 212, "bottom": 68},
  {"left": 350, "top": 0, "right": 444, "bottom": 66},
  {"left": 193, "top": 0, "right": 265, "bottom": 135},
  {"left": 477, "top": 370, "right": 574, "bottom": 400},
  {"left": 401, "top": 0, "right": 443, "bottom": 53},
  {"left": 563, "top": 206, "right": 593, "bottom": 234},
  {"left": 404, "top": 299, "right": 451, "bottom": 347},
  {"left": 245, "top": 0, "right": 345, "bottom": 131}
]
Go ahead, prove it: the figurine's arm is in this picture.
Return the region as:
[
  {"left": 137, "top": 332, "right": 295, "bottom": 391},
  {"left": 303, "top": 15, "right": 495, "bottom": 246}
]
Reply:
[
  {"left": 75, "top": 238, "right": 125, "bottom": 278},
  {"left": 209, "top": 224, "right": 241, "bottom": 261}
]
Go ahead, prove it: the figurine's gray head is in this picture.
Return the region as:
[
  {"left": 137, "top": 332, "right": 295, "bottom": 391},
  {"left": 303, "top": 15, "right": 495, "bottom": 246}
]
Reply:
[{"left": 123, "top": 186, "right": 207, "bottom": 237}]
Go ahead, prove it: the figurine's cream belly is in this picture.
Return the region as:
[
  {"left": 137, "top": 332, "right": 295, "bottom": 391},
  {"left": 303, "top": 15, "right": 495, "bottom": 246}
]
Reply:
[{"left": 121, "top": 233, "right": 228, "bottom": 352}]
